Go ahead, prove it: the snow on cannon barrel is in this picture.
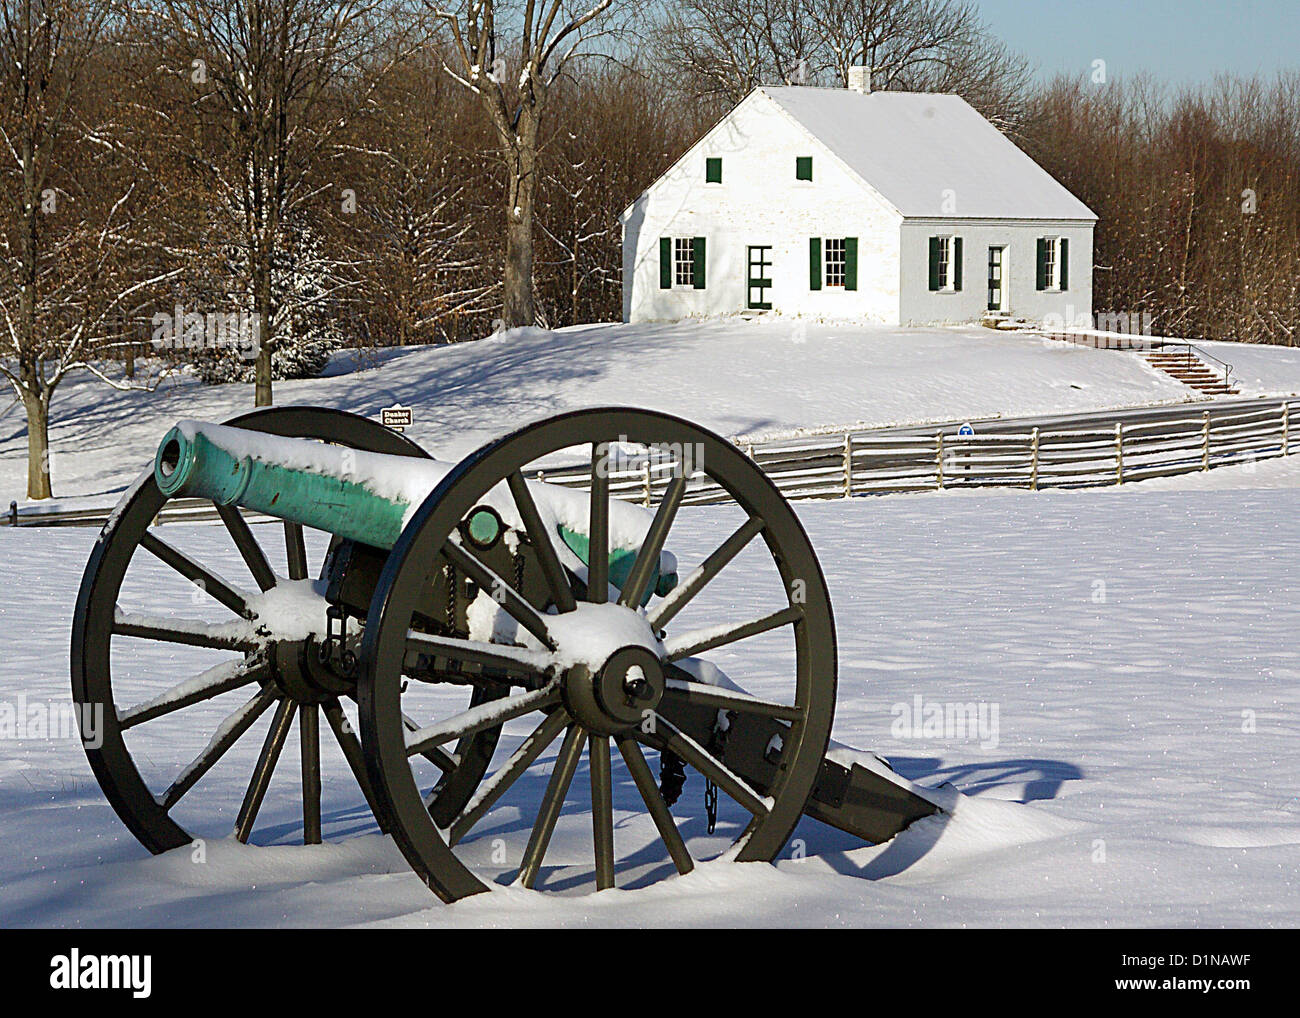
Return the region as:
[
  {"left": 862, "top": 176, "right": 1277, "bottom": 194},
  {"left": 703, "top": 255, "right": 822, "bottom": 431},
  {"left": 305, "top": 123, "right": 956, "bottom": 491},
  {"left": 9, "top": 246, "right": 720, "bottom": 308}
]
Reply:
[
  {"left": 72, "top": 406, "right": 943, "bottom": 904},
  {"left": 152, "top": 420, "right": 678, "bottom": 602}
]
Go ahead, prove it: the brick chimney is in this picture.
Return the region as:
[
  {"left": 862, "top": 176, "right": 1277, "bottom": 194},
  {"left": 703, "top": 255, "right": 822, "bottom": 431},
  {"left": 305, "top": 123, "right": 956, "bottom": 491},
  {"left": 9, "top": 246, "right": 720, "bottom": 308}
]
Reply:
[{"left": 847, "top": 65, "right": 872, "bottom": 94}]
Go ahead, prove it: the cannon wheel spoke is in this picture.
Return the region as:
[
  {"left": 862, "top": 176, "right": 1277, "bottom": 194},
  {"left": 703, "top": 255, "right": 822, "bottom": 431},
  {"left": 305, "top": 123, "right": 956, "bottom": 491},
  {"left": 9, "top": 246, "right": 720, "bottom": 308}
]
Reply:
[
  {"left": 404, "top": 630, "right": 551, "bottom": 681},
  {"left": 648, "top": 515, "right": 764, "bottom": 630},
  {"left": 517, "top": 722, "right": 586, "bottom": 889},
  {"left": 139, "top": 531, "right": 253, "bottom": 619},
  {"left": 404, "top": 683, "right": 561, "bottom": 759},
  {"left": 448, "top": 709, "right": 570, "bottom": 846},
  {"left": 616, "top": 735, "right": 693, "bottom": 875},
  {"left": 284, "top": 522, "right": 309, "bottom": 581},
  {"left": 640, "top": 718, "right": 770, "bottom": 819},
  {"left": 441, "top": 538, "right": 556, "bottom": 650},
  {"left": 660, "top": 678, "right": 802, "bottom": 722},
  {"left": 234, "top": 696, "right": 297, "bottom": 843},
  {"left": 118, "top": 659, "right": 271, "bottom": 731},
  {"left": 113, "top": 617, "right": 258, "bottom": 653},
  {"left": 506, "top": 471, "right": 576, "bottom": 614},
  {"left": 159, "top": 686, "right": 279, "bottom": 812},
  {"left": 589, "top": 733, "right": 615, "bottom": 890},
  {"left": 217, "top": 504, "right": 277, "bottom": 592},
  {"left": 619, "top": 474, "right": 687, "bottom": 608},
  {"left": 300, "top": 705, "right": 322, "bottom": 845},
  {"left": 587, "top": 443, "right": 610, "bottom": 602},
  {"left": 664, "top": 605, "right": 803, "bottom": 663},
  {"left": 401, "top": 714, "right": 460, "bottom": 772}
]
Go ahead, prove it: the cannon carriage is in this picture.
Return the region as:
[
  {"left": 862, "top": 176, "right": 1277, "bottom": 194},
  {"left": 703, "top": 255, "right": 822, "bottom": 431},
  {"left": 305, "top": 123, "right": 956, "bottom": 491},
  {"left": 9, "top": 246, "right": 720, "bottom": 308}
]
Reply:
[{"left": 71, "top": 406, "right": 940, "bottom": 901}]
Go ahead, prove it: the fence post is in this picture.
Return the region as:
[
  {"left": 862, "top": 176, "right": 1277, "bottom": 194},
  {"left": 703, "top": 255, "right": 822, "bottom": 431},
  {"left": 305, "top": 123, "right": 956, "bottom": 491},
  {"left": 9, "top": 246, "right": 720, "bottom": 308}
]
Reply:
[
  {"left": 842, "top": 433, "right": 853, "bottom": 498},
  {"left": 642, "top": 461, "right": 652, "bottom": 507},
  {"left": 1115, "top": 421, "right": 1124, "bottom": 485},
  {"left": 935, "top": 431, "right": 944, "bottom": 490},
  {"left": 8, "top": 500, "right": 16, "bottom": 527},
  {"left": 1030, "top": 428, "right": 1039, "bottom": 491},
  {"left": 746, "top": 442, "right": 754, "bottom": 461},
  {"left": 1284, "top": 403, "right": 1290, "bottom": 457},
  {"left": 1202, "top": 411, "right": 1211, "bottom": 471}
]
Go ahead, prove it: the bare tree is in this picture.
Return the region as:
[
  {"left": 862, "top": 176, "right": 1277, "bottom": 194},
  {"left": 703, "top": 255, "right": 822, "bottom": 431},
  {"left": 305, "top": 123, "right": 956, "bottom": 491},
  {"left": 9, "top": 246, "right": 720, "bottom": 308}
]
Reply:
[
  {"left": 339, "top": 47, "right": 498, "bottom": 344},
  {"left": 429, "top": 0, "right": 636, "bottom": 329},
  {"left": 655, "top": 0, "right": 827, "bottom": 107},
  {"left": 0, "top": 1, "right": 177, "bottom": 499},
  {"left": 137, "top": 0, "right": 410, "bottom": 405},
  {"left": 1022, "top": 71, "right": 1300, "bottom": 345},
  {"left": 657, "top": 0, "right": 1029, "bottom": 126},
  {"left": 534, "top": 62, "right": 680, "bottom": 326}
]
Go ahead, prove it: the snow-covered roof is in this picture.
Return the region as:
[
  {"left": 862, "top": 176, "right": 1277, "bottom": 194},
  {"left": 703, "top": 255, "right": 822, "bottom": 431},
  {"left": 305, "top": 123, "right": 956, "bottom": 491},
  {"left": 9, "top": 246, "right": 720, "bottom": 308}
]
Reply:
[{"left": 759, "top": 87, "right": 1096, "bottom": 221}]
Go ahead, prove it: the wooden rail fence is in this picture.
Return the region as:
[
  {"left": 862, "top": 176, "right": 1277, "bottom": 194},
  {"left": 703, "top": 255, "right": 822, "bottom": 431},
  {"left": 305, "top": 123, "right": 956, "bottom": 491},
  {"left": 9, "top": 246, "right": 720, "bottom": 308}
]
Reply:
[
  {"left": 534, "top": 398, "right": 1300, "bottom": 505},
  {"left": 6, "top": 399, "right": 1299, "bottom": 526}
]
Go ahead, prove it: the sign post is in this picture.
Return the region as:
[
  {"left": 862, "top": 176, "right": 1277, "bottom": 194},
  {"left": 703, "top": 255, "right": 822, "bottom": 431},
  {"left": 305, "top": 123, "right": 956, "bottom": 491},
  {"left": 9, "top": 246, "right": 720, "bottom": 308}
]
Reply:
[{"left": 380, "top": 403, "right": 413, "bottom": 432}]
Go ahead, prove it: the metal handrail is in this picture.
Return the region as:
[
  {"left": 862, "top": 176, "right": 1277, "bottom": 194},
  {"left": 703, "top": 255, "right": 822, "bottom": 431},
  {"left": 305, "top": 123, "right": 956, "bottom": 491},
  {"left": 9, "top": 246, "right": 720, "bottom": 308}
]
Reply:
[{"left": 1154, "top": 340, "right": 1234, "bottom": 389}]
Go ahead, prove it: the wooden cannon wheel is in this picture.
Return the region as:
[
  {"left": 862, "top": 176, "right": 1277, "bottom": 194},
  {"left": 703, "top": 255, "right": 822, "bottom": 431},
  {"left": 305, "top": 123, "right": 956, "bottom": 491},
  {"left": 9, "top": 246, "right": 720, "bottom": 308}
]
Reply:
[
  {"left": 358, "top": 407, "right": 838, "bottom": 900},
  {"left": 68, "top": 407, "right": 503, "bottom": 853}
]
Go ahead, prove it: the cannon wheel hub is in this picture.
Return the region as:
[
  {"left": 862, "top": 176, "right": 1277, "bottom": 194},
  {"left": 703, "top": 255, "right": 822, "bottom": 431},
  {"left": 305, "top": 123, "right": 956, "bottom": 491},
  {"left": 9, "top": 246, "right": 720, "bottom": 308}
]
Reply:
[
  {"left": 270, "top": 637, "right": 352, "bottom": 704},
  {"left": 563, "top": 646, "right": 664, "bottom": 736}
]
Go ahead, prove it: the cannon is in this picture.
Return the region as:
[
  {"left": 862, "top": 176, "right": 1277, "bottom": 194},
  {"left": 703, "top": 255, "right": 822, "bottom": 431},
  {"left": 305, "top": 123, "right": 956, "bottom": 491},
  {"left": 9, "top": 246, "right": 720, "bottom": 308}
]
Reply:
[{"left": 71, "top": 406, "right": 942, "bottom": 900}]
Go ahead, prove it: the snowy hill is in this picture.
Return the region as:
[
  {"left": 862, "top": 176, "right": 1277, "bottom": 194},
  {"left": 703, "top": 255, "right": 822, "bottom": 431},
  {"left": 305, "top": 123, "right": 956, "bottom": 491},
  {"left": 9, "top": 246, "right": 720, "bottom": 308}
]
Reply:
[{"left": 1, "top": 319, "right": 1198, "bottom": 504}]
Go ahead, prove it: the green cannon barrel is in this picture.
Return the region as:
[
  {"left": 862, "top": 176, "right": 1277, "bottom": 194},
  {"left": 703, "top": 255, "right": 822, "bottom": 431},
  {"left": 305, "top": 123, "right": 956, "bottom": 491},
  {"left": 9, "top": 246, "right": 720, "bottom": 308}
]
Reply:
[
  {"left": 155, "top": 424, "right": 409, "bottom": 548},
  {"left": 153, "top": 423, "right": 677, "bottom": 600}
]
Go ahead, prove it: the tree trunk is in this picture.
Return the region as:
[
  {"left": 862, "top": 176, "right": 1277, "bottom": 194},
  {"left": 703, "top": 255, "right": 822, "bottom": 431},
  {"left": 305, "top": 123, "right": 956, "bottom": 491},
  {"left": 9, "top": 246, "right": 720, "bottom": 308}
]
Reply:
[
  {"left": 501, "top": 146, "right": 537, "bottom": 329},
  {"left": 23, "top": 389, "right": 52, "bottom": 500},
  {"left": 571, "top": 236, "right": 580, "bottom": 326},
  {"left": 254, "top": 260, "right": 274, "bottom": 406}
]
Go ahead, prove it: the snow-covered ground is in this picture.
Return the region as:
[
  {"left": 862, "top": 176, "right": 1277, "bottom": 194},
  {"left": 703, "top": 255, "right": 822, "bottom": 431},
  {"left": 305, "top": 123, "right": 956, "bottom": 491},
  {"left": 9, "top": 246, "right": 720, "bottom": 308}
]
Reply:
[
  {"left": 3, "top": 461, "right": 1297, "bottom": 927},
  {"left": 1201, "top": 339, "right": 1300, "bottom": 397},
  {"left": 1, "top": 320, "right": 1197, "bottom": 506}
]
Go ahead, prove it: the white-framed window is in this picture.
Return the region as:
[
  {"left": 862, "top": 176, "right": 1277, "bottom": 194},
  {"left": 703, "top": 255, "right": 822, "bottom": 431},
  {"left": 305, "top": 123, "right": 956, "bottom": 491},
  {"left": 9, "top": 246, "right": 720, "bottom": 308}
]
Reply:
[
  {"left": 927, "top": 235, "right": 963, "bottom": 293},
  {"left": 1037, "top": 235, "right": 1070, "bottom": 291},
  {"left": 674, "top": 237, "right": 695, "bottom": 287},
  {"left": 825, "top": 238, "right": 847, "bottom": 287},
  {"left": 936, "top": 236, "right": 953, "bottom": 291}
]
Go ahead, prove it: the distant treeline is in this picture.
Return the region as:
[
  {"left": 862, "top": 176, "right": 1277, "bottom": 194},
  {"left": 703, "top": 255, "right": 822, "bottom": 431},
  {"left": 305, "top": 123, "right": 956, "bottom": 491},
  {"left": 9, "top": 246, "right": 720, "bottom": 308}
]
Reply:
[{"left": 1023, "top": 74, "right": 1300, "bottom": 345}]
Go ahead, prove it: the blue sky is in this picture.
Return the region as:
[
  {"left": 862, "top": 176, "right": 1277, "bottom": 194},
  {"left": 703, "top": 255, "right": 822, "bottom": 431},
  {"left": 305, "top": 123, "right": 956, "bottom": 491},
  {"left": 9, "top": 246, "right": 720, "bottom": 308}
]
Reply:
[{"left": 975, "top": 0, "right": 1298, "bottom": 85}]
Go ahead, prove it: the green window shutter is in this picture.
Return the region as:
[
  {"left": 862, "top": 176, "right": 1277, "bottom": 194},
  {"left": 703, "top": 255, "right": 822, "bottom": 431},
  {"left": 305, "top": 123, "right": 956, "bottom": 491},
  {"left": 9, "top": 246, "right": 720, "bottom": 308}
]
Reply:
[
  {"left": 660, "top": 238, "right": 672, "bottom": 289},
  {"left": 928, "top": 237, "right": 941, "bottom": 291},
  {"left": 693, "top": 236, "right": 706, "bottom": 289},
  {"left": 809, "top": 237, "right": 822, "bottom": 290},
  {"left": 1036, "top": 238, "right": 1048, "bottom": 291},
  {"left": 706, "top": 157, "right": 722, "bottom": 183},
  {"left": 796, "top": 156, "right": 813, "bottom": 181},
  {"left": 952, "top": 237, "right": 963, "bottom": 291},
  {"left": 844, "top": 237, "right": 858, "bottom": 290},
  {"left": 1059, "top": 237, "right": 1069, "bottom": 290}
]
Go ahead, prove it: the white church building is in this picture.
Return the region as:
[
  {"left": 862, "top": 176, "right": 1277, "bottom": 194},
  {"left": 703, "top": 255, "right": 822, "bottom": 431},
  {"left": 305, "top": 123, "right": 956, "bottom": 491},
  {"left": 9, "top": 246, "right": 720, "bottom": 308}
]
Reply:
[{"left": 621, "top": 74, "right": 1096, "bottom": 326}]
